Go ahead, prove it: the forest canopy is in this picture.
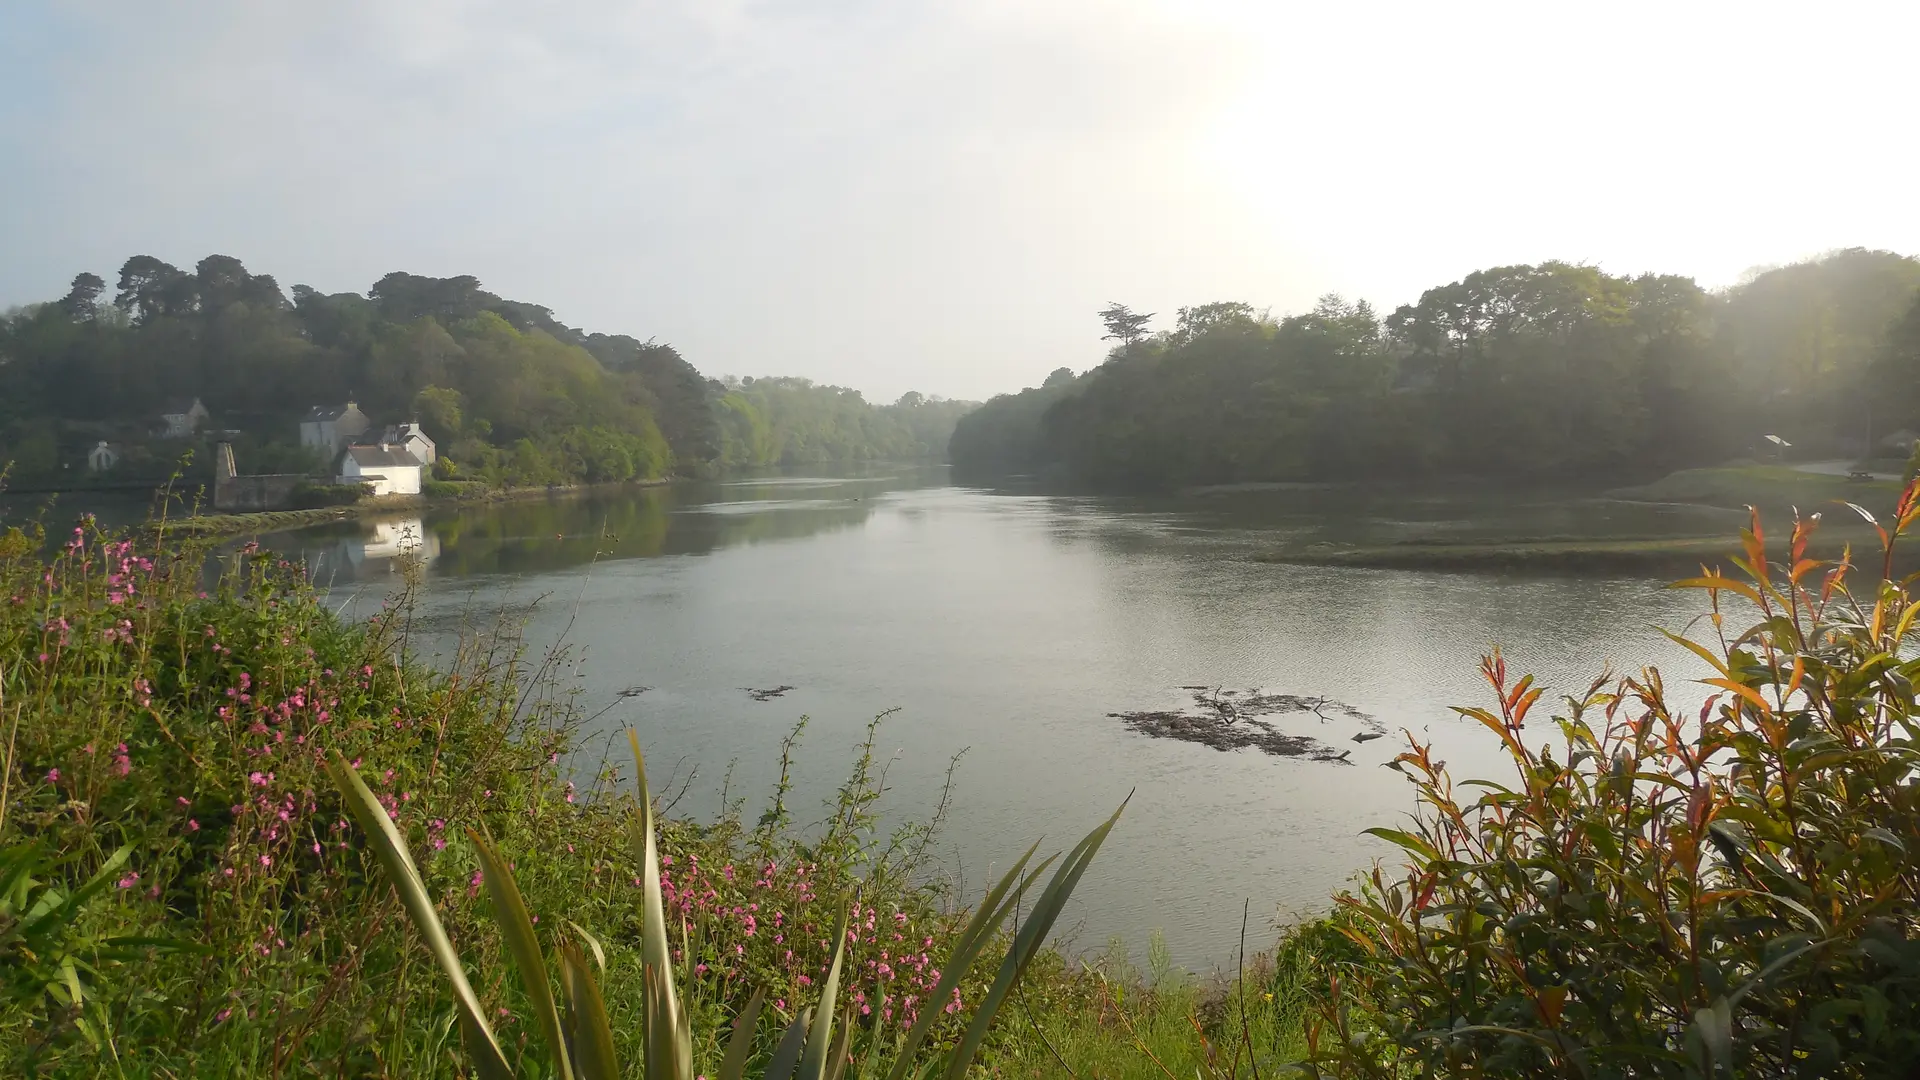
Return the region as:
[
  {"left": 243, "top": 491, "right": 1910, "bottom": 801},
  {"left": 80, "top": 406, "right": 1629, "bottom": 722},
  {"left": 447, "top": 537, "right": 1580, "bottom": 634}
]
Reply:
[
  {"left": 0, "top": 256, "right": 973, "bottom": 487},
  {"left": 952, "top": 249, "right": 1920, "bottom": 488}
]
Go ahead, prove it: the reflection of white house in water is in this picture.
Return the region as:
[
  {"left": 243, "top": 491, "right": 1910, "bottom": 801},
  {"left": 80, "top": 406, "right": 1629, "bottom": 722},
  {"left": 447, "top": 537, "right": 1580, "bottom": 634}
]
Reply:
[
  {"left": 358, "top": 519, "right": 437, "bottom": 562},
  {"left": 303, "top": 519, "right": 439, "bottom": 583}
]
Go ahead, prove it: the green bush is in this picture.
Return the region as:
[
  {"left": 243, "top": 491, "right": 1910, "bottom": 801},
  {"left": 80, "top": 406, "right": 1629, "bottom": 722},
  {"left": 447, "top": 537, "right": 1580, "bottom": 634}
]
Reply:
[
  {"left": 1308, "top": 503, "right": 1920, "bottom": 1077},
  {"left": 421, "top": 478, "right": 463, "bottom": 499},
  {"left": 289, "top": 480, "right": 369, "bottom": 508}
]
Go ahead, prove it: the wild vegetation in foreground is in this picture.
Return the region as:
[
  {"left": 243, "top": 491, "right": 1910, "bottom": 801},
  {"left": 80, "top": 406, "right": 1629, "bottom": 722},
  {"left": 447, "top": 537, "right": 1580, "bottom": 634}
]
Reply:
[
  {"left": 5, "top": 485, "right": 1920, "bottom": 1077},
  {"left": 0, "top": 514, "right": 1312, "bottom": 1077}
]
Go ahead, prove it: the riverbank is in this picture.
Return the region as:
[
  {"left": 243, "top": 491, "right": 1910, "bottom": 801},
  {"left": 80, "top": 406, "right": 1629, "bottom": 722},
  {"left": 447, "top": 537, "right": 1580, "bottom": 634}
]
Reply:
[
  {"left": 149, "top": 476, "right": 675, "bottom": 537},
  {"left": 1604, "top": 463, "right": 1900, "bottom": 513},
  {"left": 1256, "top": 525, "right": 1894, "bottom": 575}
]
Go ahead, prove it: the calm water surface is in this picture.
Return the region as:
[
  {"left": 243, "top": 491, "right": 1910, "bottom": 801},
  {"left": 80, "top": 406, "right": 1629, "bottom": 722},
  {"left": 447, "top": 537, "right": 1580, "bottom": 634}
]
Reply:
[{"left": 249, "top": 468, "right": 1725, "bottom": 967}]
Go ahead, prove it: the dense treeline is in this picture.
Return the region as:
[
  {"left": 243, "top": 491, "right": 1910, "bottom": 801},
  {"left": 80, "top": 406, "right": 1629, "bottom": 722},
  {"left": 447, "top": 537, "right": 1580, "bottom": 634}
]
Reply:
[
  {"left": 0, "top": 256, "right": 972, "bottom": 487},
  {"left": 953, "top": 249, "right": 1920, "bottom": 488},
  {"left": 715, "top": 380, "right": 977, "bottom": 468}
]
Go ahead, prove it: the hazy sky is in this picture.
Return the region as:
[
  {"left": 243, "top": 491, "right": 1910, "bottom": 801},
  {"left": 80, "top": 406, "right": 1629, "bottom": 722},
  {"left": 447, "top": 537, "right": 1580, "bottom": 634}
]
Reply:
[{"left": 5, "top": 1, "right": 1917, "bottom": 402}]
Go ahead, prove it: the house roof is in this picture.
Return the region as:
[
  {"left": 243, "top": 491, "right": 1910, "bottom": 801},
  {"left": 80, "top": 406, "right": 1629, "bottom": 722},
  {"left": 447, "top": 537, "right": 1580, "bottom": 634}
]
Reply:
[
  {"left": 160, "top": 397, "right": 205, "bottom": 416},
  {"left": 344, "top": 445, "right": 422, "bottom": 469},
  {"left": 305, "top": 402, "right": 365, "bottom": 421},
  {"left": 380, "top": 423, "right": 435, "bottom": 447}
]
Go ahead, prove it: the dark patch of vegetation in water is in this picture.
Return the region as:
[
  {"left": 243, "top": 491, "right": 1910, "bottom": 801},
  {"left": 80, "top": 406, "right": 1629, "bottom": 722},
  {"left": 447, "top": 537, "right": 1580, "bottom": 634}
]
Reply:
[
  {"left": 1115, "top": 688, "right": 1385, "bottom": 763},
  {"left": 743, "top": 684, "right": 796, "bottom": 701}
]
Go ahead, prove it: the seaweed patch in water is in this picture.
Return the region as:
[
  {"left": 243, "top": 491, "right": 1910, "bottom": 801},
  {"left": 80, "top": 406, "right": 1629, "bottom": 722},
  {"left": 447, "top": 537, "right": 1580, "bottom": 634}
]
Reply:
[
  {"left": 744, "top": 685, "right": 797, "bottom": 702},
  {"left": 1114, "top": 687, "right": 1387, "bottom": 764}
]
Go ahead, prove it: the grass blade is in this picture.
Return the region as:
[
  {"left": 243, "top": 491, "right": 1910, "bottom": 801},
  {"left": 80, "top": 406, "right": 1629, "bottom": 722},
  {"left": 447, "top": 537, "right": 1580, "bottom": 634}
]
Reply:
[
  {"left": 630, "top": 729, "right": 693, "bottom": 1080},
  {"left": 565, "top": 918, "right": 609, "bottom": 975},
  {"left": 718, "top": 987, "right": 768, "bottom": 1080},
  {"left": 559, "top": 940, "right": 619, "bottom": 1080},
  {"left": 825, "top": 1005, "right": 855, "bottom": 1080},
  {"left": 946, "top": 839, "right": 1045, "bottom": 967},
  {"left": 799, "top": 907, "right": 851, "bottom": 1080},
  {"left": 853, "top": 993, "right": 892, "bottom": 1080},
  {"left": 940, "top": 795, "right": 1128, "bottom": 1080},
  {"left": 18, "top": 846, "right": 130, "bottom": 942},
  {"left": 766, "top": 1008, "right": 812, "bottom": 1080},
  {"left": 470, "top": 827, "right": 573, "bottom": 1080},
  {"left": 326, "top": 751, "right": 514, "bottom": 1079},
  {"left": 883, "top": 843, "right": 1054, "bottom": 1080}
]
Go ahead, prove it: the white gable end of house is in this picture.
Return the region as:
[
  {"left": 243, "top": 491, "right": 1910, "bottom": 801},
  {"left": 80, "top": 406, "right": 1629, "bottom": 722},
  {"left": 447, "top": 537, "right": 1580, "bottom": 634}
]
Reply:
[{"left": 338, "top": 445, "right": 423, "bottom": 497}]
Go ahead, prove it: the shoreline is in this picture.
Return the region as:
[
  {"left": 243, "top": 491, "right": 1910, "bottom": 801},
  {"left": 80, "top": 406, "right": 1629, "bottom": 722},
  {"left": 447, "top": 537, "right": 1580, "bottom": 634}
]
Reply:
[
  {"left": 149, "top": 477, "right": 677, "bottom": 537},
  {"left": 1254, "top": 528, "right": 1893, "bottom": 575}
]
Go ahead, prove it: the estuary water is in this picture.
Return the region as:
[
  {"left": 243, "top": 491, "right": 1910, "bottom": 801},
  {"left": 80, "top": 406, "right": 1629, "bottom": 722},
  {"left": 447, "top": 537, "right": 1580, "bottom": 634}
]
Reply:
[{"left": 252, "top": 467, "right": 1728, "bottom": 967}]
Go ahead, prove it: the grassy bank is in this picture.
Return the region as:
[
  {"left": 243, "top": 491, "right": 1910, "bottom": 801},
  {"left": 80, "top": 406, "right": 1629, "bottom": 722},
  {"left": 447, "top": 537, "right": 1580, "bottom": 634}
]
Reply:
[
  {"left": 1256, "top": 525, "right": 1911, "bottom": 575},
  {"left": 1257, "top": 535, "right": 1737, "bottom": 574},
  {"left": 1604, "top": 463, "right": 1900, "bottom": 513}
]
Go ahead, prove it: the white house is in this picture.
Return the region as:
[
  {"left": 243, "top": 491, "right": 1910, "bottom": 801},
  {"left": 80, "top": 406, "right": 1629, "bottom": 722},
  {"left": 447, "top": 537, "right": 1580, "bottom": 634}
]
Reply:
[
  {"left": 338, "top": 444, "right": 423, "bottom": 496},
  {"left": 158, "top": 398, "right": 209, "bottom": 438},
  {"left": 87, "top": 441, "right": 120, "bottom": 471},
  {"left": 378, "top": 422, "right": 437, "bottom": 466},
  {"left": 300, "top": 401, "right": 371, "bottom": 460}
]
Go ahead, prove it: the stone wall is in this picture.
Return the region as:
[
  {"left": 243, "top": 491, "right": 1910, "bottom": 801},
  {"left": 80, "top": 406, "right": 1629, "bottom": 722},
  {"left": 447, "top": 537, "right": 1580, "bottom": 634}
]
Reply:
[{"left": 213, "top": 443, "right": 307, "bottom": 512}]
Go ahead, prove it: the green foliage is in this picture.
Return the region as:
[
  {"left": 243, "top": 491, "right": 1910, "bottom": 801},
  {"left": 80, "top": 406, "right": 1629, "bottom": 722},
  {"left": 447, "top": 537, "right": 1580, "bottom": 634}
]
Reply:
[
  {"left": 328, "top": 732, "right": 1124, "bottom": 1080},
  {"left": 948, "top": 370, "right": 1084, "bottom": 480},
  {"left": 953, "top": 250, "right": 1920, "bottom": 489},
  {"left": 1303, "top": 503, "right": 1920, "bottom": 1077},
  {"left": 289, "top": 481, "right": 368, "bottom": 508},
  {"left": 712, "top": 379, "right": 975, "bottom": 469},
  {"left": 0, "top": 840, "right": 148, "bottom": 1051},
  {"left": 2, "top": 256, "right": 976, "bottom": 487},
  {"left": 993, "top": 929, "right": 1318, "bottom": 1080}
]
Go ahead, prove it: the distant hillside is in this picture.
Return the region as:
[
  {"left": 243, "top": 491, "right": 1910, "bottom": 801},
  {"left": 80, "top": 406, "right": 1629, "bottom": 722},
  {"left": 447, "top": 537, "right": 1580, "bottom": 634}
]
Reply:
[{"left": 0, "top": 256, "right": 977, "bottom": 487}]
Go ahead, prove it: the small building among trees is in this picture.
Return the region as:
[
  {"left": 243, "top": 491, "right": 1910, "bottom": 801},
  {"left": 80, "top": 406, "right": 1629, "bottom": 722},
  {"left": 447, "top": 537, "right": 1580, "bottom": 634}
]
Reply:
[
  {"left": 157, "top": 398, "right": 209, "bottom": 438},
  {"left": 300, "top": 402, "right": 370, "bottom": 461}
]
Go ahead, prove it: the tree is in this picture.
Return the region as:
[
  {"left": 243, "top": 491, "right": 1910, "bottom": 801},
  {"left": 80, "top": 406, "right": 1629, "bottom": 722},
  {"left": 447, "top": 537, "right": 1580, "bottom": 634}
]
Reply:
[
  {"left": 113, "top": 256, "right": 198, "bottom": 324},
  {"left": 57, "top": 274, "right": 105, "bottom": 321},
  {"left": 1098, "top": 303, "right": 1153, "bottom": 346},
  {"left": 413, "top": 385, "right": 465, "bottom": 443},
  {"left": 1171, "top": 301, "right": 1259, "bottom": 344}
]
